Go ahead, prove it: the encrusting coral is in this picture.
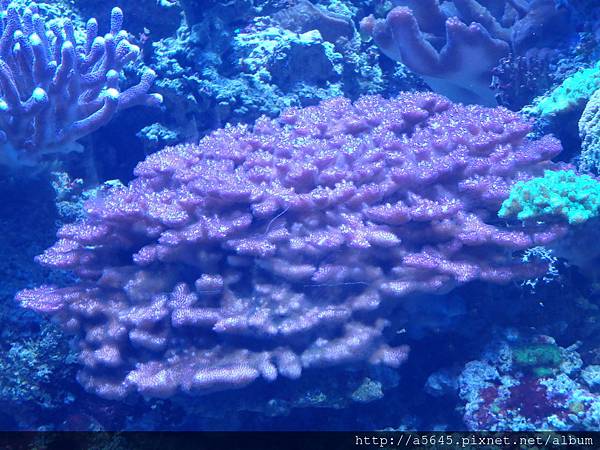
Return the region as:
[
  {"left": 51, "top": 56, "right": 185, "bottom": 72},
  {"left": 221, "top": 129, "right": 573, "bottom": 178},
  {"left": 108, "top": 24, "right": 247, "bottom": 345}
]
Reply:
[
  {"left": 499, "top": 170, "right": 600, "bottom": 225},
  {"left": 580, "top": 87, "right": 600, "bottom": 173}
]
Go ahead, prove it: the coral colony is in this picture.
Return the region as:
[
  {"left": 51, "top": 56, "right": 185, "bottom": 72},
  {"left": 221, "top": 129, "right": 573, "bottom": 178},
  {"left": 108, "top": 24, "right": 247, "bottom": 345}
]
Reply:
[
  {"left": 3, "top": 0, "right": 600, "bottom": 434},
  {"left": 360, "top": 0, "right": 571, "bottom": 105},
  {"left": 0, "top": 2, "right": 161, "bottom": 169},
  {"left": 18, "top": 92, "right": 567, "bottom": 399},
  {"left": 580, "top": 86, "right": 600, "bottom": 173}
]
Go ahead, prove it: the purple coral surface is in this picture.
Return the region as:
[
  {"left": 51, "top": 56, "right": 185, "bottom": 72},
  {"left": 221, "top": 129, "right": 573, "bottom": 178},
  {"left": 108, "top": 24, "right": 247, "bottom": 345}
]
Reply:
[{"left": 17, "top": 92, "right": 564, "bottom": 399}]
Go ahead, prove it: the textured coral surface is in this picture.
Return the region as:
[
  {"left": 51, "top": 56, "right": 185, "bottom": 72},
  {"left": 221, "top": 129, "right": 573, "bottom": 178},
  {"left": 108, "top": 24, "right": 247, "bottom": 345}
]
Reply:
[
  {"left": 0, "top": 2, "right": 161, "bottom": 169},
  {"left": 360, "top": 0, "right": 573, "bottom": 106},
  {"left": 18, "top": 92, "right": 564, "bottom": 399},
  {"left": 500, "top": 170, "right": 600, "bottom": 224},
  {"left": 580, "top": 88, "right": 600, "bottom": 173}
]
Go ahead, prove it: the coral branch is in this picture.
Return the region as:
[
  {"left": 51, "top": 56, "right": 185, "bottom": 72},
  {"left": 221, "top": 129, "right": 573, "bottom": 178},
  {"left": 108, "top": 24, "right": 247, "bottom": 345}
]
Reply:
[{"left": 0, "top": 2, "right": 162, "bottom": 169}]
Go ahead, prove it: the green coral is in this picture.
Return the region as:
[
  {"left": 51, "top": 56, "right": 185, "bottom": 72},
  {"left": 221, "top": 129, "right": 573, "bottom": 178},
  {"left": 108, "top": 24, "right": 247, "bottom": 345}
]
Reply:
[
  {"left": 579, "top": 88, "right": 600, "bottom": 173},
  {"left": 522, "top": 61, "right": 600, "bottom": 118},
  {"left": 513, "top": 343, "right": 562, "bottom": 377},
  {"left": 499, "top": 170, "right": 600, "bottom": 224}
]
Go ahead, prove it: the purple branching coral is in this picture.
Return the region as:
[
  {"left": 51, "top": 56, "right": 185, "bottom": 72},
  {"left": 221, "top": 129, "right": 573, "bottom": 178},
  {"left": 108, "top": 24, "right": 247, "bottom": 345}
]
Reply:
[
  {"left": 0, "top": 2, "right": 162, "bottom": 169},
  {"left": 360, "top": 0, "right": 572, "bottom": 106},
  {"left": 18, "top": 92, "right": 565, "bottom": 399}
]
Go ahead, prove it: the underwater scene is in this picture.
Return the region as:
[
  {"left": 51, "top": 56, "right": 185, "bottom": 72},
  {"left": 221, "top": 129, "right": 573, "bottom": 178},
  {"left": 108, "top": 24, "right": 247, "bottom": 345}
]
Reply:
[{"left": 1, "top": 0, "right": 600, "bottom": 433}]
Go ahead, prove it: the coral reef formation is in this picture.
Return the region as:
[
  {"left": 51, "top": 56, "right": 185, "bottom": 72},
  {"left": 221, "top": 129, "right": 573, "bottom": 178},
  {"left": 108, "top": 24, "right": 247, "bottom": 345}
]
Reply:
[
  {"left": 17, "top": 92, "right": 565, "bottom": 399},
  {"left": 141, "top": 0, "right": 419, "bottom": 151},
  {"left": 271, "top": 0, "right": 355, "bottom": 44},
  {"left": 459, "top": 335, "right": 600, "bottom": 430},
  {"left": 0, "top": 1, "right": 162, "bottom": 169},
  {"left": 234, "top": 22, "right": 343, "bottom": 89},
  {"left": 499, "top": 169, "right": 600, "bottom": 271},
  {"left": 580, "top": 87, "right": 600, "bottom": 173},
  {"left": 360, "top": 0, "right": 573, "bottom": 105},
  {"left": 0, "top": 324, "right": 76, "bottom": 410},
  {"left": 1, "top": 0, "right": 600, "bottom": 434},
  {"left": 524, "top": 61, "right": 600, "bottom": 119}
]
